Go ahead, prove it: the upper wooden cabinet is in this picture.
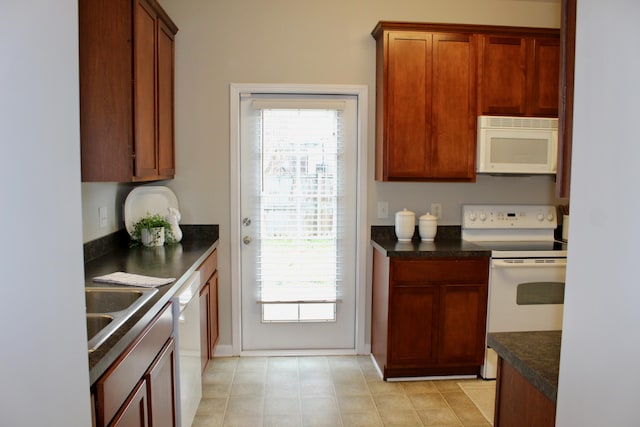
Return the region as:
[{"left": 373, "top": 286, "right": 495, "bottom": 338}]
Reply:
[
  {"left": 373, "top": 23, "right": 477, "bottom": 182},
  {"left": 79, "top": 0, "right": 178, "bottom": 182},
  {"left": 478, "top": 32, "right": 560, "bottom": 117},
  {"left": 372, "top": 22, "right": 561, "bottom": 182},
  {"left": 556, "top": 0, "right": 577, "bottom": 198}
]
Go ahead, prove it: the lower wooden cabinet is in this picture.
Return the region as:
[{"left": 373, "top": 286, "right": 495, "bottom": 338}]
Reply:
[
  {"left": 197, "top": 249, "right": 219, "bottom": 373},
  {"left": 145, "top": 338, "right": 177, "bottom": 427},
  {"left": 199, "top": 282, "right": 211, "bottom": 373},
  {"left": 110, "top": 379, "right": 149, "bottom": 427},
  {"left": 93, "top": 302, "right": 176, "bottom": 427},
  {"left": 372, "top": 250, "right": 489, "bottom": 379},
  {"left": 494, "top": 357, "right": 556, "bottom": 426}
]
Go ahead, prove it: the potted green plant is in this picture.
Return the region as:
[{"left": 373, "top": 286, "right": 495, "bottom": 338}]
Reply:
[{"left": 130, "top": 213, "right": 176, "bottom": 247}]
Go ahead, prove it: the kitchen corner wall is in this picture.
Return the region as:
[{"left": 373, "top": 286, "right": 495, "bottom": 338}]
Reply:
[{"left": 81, "top": 0, "right": 561, "bottom": 351}]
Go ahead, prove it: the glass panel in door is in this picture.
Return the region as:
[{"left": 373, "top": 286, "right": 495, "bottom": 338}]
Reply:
[{"left": 239, "top": 94, "right": 358, "bottom": 351}]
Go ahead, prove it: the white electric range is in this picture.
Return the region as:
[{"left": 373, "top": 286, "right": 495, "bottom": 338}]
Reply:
[{"left": 462, "top": 204, "right": 567, "bottom": 379}]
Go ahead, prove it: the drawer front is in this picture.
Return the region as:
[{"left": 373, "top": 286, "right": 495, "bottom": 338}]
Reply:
[
  {"left": 391, "top": 257, "right": 489, "bottom": 283},
  {"left": 96, "top": 302, "right": 173, "bottom": 427},
  {"left": 197, "top": 248, "right": 217, "bottom": 288}
]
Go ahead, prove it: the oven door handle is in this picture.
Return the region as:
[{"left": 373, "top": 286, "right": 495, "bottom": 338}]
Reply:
[{"left": 492, "top": 259, "right": 567, "bottom": 268}]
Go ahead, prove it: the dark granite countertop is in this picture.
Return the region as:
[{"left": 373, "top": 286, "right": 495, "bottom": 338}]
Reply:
[
  {"left": 487, "top": 330, "right": 561, "bottom": 403},
  {"left": 84, "top": 225, "right": 219, "bottom": 385},
  {"left": 371, "top": 225, "right": 491, "bottom": 258}
]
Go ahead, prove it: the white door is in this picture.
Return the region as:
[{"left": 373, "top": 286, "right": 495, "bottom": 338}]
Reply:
[{"left": 239, "top": 93, "right": 358, "bottom": 351}]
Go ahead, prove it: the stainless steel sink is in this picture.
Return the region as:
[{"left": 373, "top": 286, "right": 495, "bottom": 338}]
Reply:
[
  {"left": 86, "top": 287, "right": 153, "bottom": 313},
  {"left": 86, "top": 287, "right": 158, "bottom": 352},
  {"left": 86, "top": 314, "right": 114, "bottom": 341}
]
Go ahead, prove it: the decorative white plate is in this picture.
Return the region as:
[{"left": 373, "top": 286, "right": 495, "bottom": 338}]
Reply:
[{"left": 124, "top": 186, "right": 179, "bottom": 236}]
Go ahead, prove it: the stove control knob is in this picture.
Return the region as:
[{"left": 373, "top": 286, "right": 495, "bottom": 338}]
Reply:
[
  {"left": 479, "top": 212, "right": 487, "bottom": 222},
  {"left": 537, "top": 212, "right": 545, "bottom": 221},
  {"left": 547, "top": 213, "right": 555, "bottom": 222},
  {"left": 468, "top": 212, "right": 477, "bottom": 221}
]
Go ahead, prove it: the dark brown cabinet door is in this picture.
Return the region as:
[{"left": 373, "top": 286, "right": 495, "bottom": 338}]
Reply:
[
  {"left": 209, "top": 271, "right": 219, "bottom": 356},
  {"left": 199, "top": 282, "right": 211, "bottom": 373},
  {"left": 199, "top": 272, "right": 219, "bottom": 372},
  {"left": 110, "top": 380, "right": 149, "bottom": 427},
  {"left": 385, "top": 31, "right": 432, "bottom": 179},
  {"left": 145, "top": 338, "right": 177, "bottom": 427},
  {"left": 157, "top": 19, "right": 176, "bottom": 178},
  {"left": 479, "top": 35, "right": 528, "bottom": 116},
  {"left": 479, "top": 33, "right": 559, "bottom": 117},
  {"left": 197, "top": 249, "right": 219, "bottom": 374},
  {"left": 388, "top": 284, "right": 438, "bottom": 367},
  {"left": 134, "top": 0, "right": 159, "bottom": 179},
  {"left": 528, "top": 37, "right": 560, "bottom": 117},
  {"left": 438, "top": 284, "right": 488, "bottom": 365},
  {"left": 374, "top": 26, "right": 477, "bottom": 182},
  {"left": 430, "top": 33, "right": 477, "bottom": 180},
  {"left": 78, "top": 0, "right": 134, "bottom": 182}
]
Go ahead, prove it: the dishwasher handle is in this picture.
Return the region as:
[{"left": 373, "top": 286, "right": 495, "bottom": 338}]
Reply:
[{"left": 492, "top": 258, "right": 567, "bottom": 268}]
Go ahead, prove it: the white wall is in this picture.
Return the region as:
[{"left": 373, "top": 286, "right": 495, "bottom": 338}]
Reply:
[
  {"left": 0, "top": 2, "right": 91, "bottom": 426},
  {"left": 556, "top": 0, "right": 640, "bottom": 425},
  {"left": 83, "top": 0, "right": 562, "bottom": 350}
]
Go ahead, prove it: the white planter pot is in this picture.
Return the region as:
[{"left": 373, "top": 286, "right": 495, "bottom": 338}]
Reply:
[{"left": 141, "top": 227, "right": 165, "bottom": 247}]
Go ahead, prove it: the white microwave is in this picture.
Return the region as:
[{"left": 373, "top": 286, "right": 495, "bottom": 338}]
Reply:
[{"left": 476, "top": 115, "right": 558, "bottom": 174}]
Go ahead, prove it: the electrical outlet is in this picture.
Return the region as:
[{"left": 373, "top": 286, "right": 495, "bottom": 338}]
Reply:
[
  {"left": 431, "top": 203, "right": 442, "bottom": 219},
  {"left": 377, "top": 201, "right": 389, "bottom": 219},
  {"left": 98, "top": 206, "right": 108, "bottom": 228}
]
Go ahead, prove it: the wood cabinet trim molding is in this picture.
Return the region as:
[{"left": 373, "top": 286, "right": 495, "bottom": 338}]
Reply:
[{"left": 372, "top": 21, "right": 559, "bottom": 39}]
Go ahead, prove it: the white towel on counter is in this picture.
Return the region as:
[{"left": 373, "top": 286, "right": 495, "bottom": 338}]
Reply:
[{"left": 93, "top": 272, "right": 175, "bottom": 287}]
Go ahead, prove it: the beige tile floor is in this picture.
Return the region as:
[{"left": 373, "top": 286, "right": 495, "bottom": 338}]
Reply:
[{"left": 192, "top": 355, "right": 494, "bottom": 427}]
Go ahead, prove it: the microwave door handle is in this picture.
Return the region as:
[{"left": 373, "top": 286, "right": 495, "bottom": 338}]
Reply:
[{"left": 492, "top": 259, "right": 567, "bottom": 268}]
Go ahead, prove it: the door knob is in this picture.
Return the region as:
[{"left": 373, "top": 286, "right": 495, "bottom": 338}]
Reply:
[{"left": 243, "top": 236, "right": 252, "bottom": 245}]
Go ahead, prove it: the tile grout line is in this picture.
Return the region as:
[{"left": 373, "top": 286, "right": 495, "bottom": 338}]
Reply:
[
  {"left": 297, "top": 356, "right": 305, "bottom": 427},
  {"left": 440, "top": 385, "right": 465, "bottom": 427},
  {"left": 222, "top": 359, "right": 236, "bottom": 426}
]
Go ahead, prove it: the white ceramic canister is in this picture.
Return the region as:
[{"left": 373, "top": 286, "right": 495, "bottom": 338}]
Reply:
[
  {"left": 395, "top": 209, "right": 415, "bottom": 241},
  {"left": 419, "top": 212, "right": 438, "bottom": 241}
]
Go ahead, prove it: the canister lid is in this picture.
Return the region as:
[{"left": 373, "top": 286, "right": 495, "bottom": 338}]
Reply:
[
  {"left": 396, "top": 208, "right": 415, "bottom": 217},
  {"left": 419, "top": 212, "right": 437, "bottom": 221}
]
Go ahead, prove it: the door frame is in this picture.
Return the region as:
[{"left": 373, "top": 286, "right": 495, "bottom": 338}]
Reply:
[{"left": 230, "top": 83, "right": 368, "bottom": 356}]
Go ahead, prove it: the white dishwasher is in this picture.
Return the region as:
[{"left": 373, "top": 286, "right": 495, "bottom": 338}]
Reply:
[{"left": 173, "top": 271, "right": 202, "bottom": 427}]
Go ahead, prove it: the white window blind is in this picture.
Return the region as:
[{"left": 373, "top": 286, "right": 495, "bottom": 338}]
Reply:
[{"left": 245, "top": 95, "right": 353, "bottom": 322}]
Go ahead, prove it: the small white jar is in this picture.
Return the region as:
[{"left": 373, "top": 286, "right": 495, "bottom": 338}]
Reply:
[
  {"left": 419, "top": 212, "right": 438, "bottom": 241},
  {"left": 395, "top": 209, "right": 415, "bottom": 241}
]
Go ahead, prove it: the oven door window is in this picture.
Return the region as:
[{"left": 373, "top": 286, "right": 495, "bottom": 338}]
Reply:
[{"left": 516, "top": 282, "right": 565, "bottom": 305}]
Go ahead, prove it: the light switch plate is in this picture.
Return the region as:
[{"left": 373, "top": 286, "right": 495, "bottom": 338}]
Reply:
[
  {"left": 98, "top": 206, "right": 108, "bottom": 228},
  {"left": 377, "top": 201, "right": 389, "bottom": 219}
]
